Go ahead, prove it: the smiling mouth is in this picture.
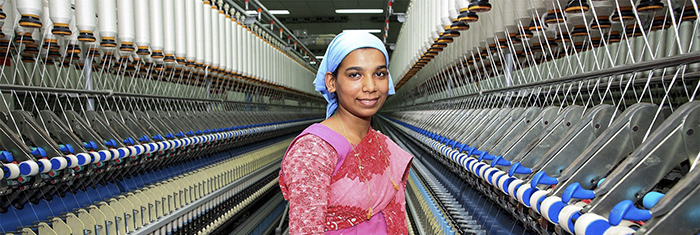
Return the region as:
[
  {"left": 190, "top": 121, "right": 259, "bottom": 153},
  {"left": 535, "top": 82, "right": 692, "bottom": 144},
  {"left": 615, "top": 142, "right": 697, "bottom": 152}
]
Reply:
[{"left": 357, "top": 97, "right": 380, "bottom": 106}]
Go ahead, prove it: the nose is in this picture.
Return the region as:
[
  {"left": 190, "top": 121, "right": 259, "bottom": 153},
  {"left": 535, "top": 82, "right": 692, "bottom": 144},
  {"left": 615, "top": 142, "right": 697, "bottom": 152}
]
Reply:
[{"left": 361, "top": 75, "right": 378, "bottom": 93}]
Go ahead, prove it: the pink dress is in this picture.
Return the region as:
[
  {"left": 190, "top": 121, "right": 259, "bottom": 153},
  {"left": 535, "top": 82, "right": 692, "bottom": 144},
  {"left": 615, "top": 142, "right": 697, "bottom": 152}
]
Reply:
[{"left": 279, "top": 124, "right": 413, "bottom": 234}]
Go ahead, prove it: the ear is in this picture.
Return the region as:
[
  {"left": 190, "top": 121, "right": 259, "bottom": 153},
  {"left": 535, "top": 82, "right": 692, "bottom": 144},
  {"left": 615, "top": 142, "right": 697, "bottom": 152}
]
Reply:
[{"left": 325, "top": 72, "right": 337, "bottom": 93}]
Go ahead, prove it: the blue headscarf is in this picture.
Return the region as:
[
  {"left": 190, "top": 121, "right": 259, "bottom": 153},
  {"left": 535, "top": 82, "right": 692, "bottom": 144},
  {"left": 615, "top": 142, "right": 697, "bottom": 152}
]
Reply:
[{"left": 313, "top": 31, "right": 396, "bottom": 119}]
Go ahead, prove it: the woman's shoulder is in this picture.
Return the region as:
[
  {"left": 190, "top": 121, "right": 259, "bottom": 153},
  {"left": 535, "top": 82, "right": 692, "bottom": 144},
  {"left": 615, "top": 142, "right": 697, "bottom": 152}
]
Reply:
[
  {"left": 289, "top": 133, "right": 335, "bottom": 153},
  {"left": 284, "top": 133, "right": 339, "bottom": 169}
]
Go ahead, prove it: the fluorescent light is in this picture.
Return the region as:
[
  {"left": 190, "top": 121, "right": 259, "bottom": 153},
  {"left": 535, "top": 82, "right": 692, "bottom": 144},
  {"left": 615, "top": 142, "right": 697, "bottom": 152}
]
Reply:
[
  {"left": 343, "top": 29, "right": 382, "bottom": 34},
  {"left": 268, "top": 10, "right": 290, "bottom": 15},
  {"left": 335, "top": 9, "right": 383, "bottom": 14},
  {"left": 315, "top": 56, "right": 324, "bottom": 59}
]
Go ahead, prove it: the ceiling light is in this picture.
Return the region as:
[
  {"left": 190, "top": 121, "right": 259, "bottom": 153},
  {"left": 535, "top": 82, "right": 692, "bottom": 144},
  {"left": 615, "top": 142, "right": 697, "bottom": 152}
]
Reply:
[
  {"left": 315, "top": 56, "right": 324, "bottom": 59},
  {"left": 268, "top": 10, "right": 290, "bottom": 15},
  {"left": 343, "top": 29, "right": 382, "bottom": 34},
  {"left": 335, "top": 9, "right": 383, "bottom": 14}
]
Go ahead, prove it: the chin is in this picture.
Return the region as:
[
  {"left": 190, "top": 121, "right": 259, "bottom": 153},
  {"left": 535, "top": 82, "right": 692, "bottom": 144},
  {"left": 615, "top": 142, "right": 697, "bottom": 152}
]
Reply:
[{"left": 352, "top": 108, "right": 381, "bottom": 119}]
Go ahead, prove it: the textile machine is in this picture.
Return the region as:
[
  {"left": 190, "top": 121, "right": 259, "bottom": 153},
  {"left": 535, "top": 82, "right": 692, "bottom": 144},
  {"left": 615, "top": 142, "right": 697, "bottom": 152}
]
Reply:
[
  {"left": 0, "top": 0, "right": 325, "bottom": 234},
  {"left": 375, "top": 0, "right": 700, "bottom": 234}
]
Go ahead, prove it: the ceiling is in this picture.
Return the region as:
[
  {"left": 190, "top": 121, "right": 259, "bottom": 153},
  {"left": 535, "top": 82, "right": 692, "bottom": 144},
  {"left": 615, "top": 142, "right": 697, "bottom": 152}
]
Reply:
[{"left": 255, "top": 0, "right": 410, "bottom": 58}]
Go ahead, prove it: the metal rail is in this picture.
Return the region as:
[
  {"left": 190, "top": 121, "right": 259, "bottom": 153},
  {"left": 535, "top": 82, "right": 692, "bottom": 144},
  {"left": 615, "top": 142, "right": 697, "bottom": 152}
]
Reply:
[
  {"left": 0, "top": 84, "right": 325, "bottom": 110},
  {"left": 391, "top": 51, "right": 700, "bottom": 110}
]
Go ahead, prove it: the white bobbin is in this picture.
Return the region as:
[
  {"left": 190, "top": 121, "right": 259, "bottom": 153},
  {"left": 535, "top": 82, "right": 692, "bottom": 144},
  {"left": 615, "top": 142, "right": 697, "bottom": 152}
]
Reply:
[
  {"left": 37, "top": 158, "right": 52, "bottom": 173},
  {"left": 2, "top": 163, "right": 20, "bottom": 179},
  {"left": 50, "top": 156, "right": 68, "bottom": 170},
  {"left": 66, "top": 154, "right": 79, "bottom": 168},
  {"left": 19, "top": 160, "right": 40, "bottom": 176}
]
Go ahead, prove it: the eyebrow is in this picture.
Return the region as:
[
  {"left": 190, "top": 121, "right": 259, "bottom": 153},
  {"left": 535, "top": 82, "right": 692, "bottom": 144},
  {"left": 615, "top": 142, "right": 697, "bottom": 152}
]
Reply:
[
  {"left": 344, "top": 66, "right": 363, "bottom": 72},
  {"left": 344, "top": 65, "right": 387, "bottom": 72}
]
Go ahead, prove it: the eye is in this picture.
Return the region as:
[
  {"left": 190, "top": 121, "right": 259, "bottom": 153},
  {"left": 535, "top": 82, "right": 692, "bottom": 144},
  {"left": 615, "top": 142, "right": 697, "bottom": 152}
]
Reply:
[
  {"left": 349, "top": 73, "right": 361, "bottom": 78},
  {"left": 375, "top": 71, "right": 387, "bottom": 77}
]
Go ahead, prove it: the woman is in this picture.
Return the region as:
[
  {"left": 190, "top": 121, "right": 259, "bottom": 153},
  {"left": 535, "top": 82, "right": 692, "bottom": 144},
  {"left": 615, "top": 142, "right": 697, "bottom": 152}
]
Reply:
[{"left": 278, "top": 31, "right": 413, "bottom": 234}]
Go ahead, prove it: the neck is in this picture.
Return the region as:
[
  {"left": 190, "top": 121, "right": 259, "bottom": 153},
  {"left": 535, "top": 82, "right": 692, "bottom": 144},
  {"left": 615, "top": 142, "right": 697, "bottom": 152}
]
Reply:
[{"left": 335, "top": 108, "right": 371, "bottom": 142}]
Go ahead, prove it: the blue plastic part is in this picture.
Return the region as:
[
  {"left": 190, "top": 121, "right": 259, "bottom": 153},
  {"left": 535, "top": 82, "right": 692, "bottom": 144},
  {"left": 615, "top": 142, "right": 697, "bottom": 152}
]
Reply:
[
  {"left": 486, "top": 170, "right": 498, "bottom": 184},
  {"left": 152, "top": 134, "right": 164, "bottom": 141},
  {"left": 531, "top": 171, "right": 559, "bottom": 188},
  {"left": 186, "top": 131, "right": 195, "bottom": 136},
  {"left": 2, "top": 166, "right": 10, "bottom": 178},
  {"left": 544, "top": 200, "right": 565, "bottom": 223},
  {"left": 98, "top": 151, "right": 108, "bottom": 162},
  {"left": 117, "top": 148, "right": 128, "bottom": 158},
  {"left": 562, "top": 182, "right": 595, "bottom": 203},
  {"left": 0, "top": 151, "right": 14, "bottom": 162},
  {"left": 76, "top": 154, "right": 90, "bottom": 165},
  {"left": 165, "top": 133, "right": 175, "bottom": 139},
  {"left": 597, "top": 178, "right": 606, "bottom": 187},
  {"left": 609, "top": 200, "right": 652, "bottom": 226},
  {"left": 501, "top": 177, "right": 515, "bottom": 194},
  {"left": 105, "top": 139, "right": 117, "bottom": 148},
  {"left": 565, "top": 211, "right": 581, "bottom": 233},
  {"left": 123, "top": 137, "right": 135, "bottom": 146},
  {"left": 59, "top": 144, "right": 75, "bottom": 154},
  {"left": 508, "top": 162, "right": 532, "bottom": 176},
  {"left": 19, "top": 162, "right": 34, "bottom": 175},
  {"left": 30, "top": 147, "right": 47, "bottom": 158},
  {"left": 474, "top": 164, "right": 486, "bottom": 177},
  {"left": 163, "top": 141, "right": 171, "bottom": 149},
  {"left": 471, "top": 149, "right": 485, "bottom": 157},
  {"left": 534, "top": 194, "right": 546, "bottom": 212},
  {"left": 90, "top": 141, "right": 98, "bottom": 150},
  {"left": 82, "top": 142, "right": 91, "bottom": 150},
  {"left": 50, "top": 158, "right": 63, "bottom": 170},
  {"left": 491, "top": 155, "right": 511, "bottom": 167},
  {"left": 195, "top": 130, "right": 203, "bottom": 135},
  {"left": 463, "top": 158, "right": 476, "bottom": 169},
  {"left": 148, "top": 143, "right": 157, "bottom": 152},
  {"left": 138, "top": 135, "right": 150, "bottom": 142},
  {"left": 202, "top": 129, "right": 210, "bottom": 134},
  {"left": 520, "top": 187, "right": 535, "bottom": 206},
  {"left": 478, "top": 152, "right": 495, "bottom": 161},
  {"left": 176, "top": 132, "right": 185, "bottom": 138},
  {"left": 460, "top": 145, "right": 474, "bottom": 154},
  {"left": 642, "top": 191, "right": 664, "bottom": 209},
  {"left": 582, "top": 217, "right": 610, "bottom": 235}
]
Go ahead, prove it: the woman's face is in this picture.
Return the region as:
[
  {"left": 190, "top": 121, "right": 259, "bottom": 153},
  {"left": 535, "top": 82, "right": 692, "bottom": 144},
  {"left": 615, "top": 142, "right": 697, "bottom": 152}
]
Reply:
[{"left": 325, "top": 48, "right": 390, "bottom": 119}]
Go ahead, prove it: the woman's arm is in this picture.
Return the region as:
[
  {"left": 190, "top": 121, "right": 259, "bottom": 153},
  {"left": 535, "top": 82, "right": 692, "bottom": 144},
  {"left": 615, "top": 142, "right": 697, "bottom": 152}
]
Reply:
[{"left": 282, "top": 135, "right": 337, "bottom": 234}]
